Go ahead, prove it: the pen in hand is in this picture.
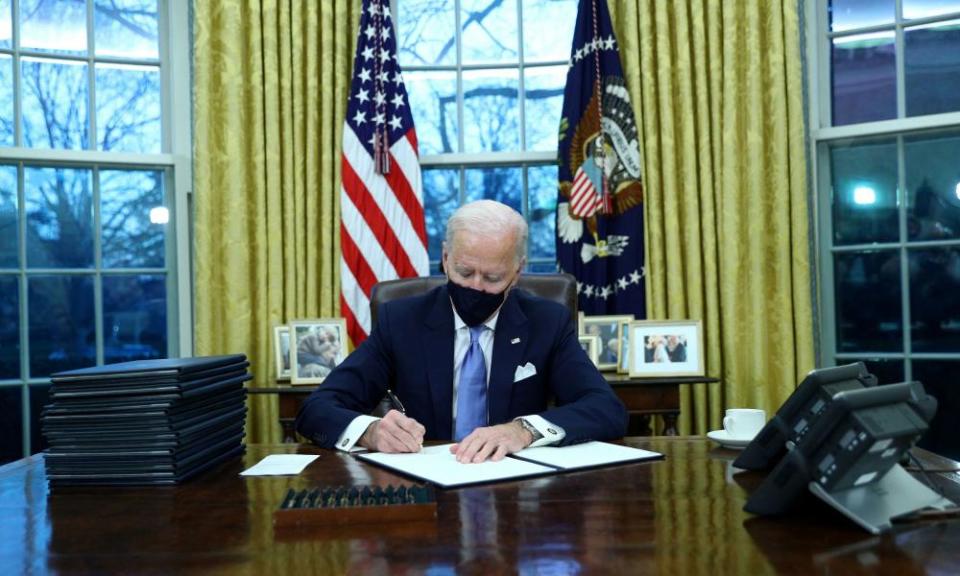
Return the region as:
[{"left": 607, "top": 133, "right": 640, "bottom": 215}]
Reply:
[
  {"left": 385, "top": 389, "right": 423, "bottom": 451},
  {"left": 386, "top": 389, "right": 406, "bottom": 414}
]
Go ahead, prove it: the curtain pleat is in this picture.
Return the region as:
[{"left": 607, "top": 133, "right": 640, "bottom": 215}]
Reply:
[
  {"left": 611, "top": 0, "right": 815, "bottom": 434},
  {"left": 193, "top": 0, "right": 359, "bottom": 443}
]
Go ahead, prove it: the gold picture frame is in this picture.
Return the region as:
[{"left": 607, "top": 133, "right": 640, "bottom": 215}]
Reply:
[
  {"left": 617, "top": 319, "right": 632, "bottom": 374},
  {"left": 273, "top": 324, "right": 292, "bottom": 381},
  {"left": 628, "top": 319, "right": 704, "bottom": 378},
  {"left": 577, "top": 334, "right": 601, "bottom": 367},
  {"left": 581, "top": 314, "right": 634, "bottom": 371}
]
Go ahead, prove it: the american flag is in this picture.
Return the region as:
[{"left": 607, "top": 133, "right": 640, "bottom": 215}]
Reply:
[{"left": 341, "top": 0, "right": 428, "bottom": 346}]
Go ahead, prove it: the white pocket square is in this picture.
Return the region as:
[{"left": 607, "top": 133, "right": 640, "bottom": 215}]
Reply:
[{"left": 513, "top": 362, "right": 537, "bottom": 382}]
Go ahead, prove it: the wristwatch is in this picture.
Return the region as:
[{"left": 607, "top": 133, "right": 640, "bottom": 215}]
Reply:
[{"left": 516, "top": 418, "right": 543, "bottom": 441}]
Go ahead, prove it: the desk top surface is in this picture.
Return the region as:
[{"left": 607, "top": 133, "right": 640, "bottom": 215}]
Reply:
[{"left": 2, "top": 438, "right": 960, "bottom": 575}]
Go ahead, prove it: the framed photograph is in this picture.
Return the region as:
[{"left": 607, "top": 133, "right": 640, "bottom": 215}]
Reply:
[
  {"left": 581, "top": 314, "right": 634, "bottom": 371},
  {"left": 290, "top": 318, "right": 348, "bottom": 385},
  {"left": 273, "top": 325, "right": 292, "bottom": 381},
  {"left": 628, "top": 320, "right": 704, "bottom": 377},
  {"left": 617, "top": 319, "right": 632, "bottom": 374},
  {"left": 578, "top": 335, "right": 601, "bottom": 366}
]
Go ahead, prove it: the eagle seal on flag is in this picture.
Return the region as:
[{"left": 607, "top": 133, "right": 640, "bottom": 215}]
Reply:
[{"left": 558, "top": 75, "right": 643, "bottom": 264}]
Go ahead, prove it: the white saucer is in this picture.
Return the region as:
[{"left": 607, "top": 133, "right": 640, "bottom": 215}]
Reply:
[{"left": 707, "top": 429, "right": 754, "bottom": 450}]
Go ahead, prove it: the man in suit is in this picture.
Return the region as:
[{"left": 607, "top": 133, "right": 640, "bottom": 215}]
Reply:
[{"left": 295, "top": 200, "right": 627, "bottom": 463}]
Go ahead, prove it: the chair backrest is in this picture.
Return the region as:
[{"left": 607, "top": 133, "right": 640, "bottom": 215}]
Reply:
[{"left": 369, "top": 273, "right": 578, "bottom": 328}]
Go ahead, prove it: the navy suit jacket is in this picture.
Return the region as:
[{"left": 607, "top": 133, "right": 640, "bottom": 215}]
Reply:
[{"left": 295, "top": 284, "right": 628, "bottom": 448}]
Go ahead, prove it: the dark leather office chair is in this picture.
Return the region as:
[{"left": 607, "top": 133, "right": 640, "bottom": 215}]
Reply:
[{"left": 369, "top": 272, "right": 579, "bottom": 328}]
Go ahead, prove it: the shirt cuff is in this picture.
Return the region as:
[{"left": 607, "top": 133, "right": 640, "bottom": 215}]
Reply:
[
  {"left": 517, "top": 414, "right": 565, "bottom": 447},
  {"left": 335, "top": 415, "right": 380, "bottom": 452}
]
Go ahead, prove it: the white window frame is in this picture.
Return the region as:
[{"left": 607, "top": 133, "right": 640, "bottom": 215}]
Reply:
[
  {"left": 805, "top": 0, "right": 960, "bottom": 373},
  {"left": 0, "top": 0, "right": 192, "bottom": 459}
]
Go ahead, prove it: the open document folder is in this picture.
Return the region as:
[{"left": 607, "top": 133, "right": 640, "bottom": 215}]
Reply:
[{"left": 357, "top": 441, "right": 663, "bottom": 488}]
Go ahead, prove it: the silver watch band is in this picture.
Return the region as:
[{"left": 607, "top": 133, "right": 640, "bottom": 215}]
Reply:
[{"left": 517, "top": 418, "right": 543, "bottom": 440}]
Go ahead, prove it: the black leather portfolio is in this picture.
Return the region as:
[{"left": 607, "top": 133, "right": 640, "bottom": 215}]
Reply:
[{"left": 42, "top": 355, "right": 250, "bottom": 486}]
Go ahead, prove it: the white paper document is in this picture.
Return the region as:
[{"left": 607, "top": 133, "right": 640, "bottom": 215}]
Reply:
[
  {"left": 513, "top": 441, "right": 662, "bottom": 470},
  {"left": 357, "top": 444, "right": 556, "bottom": 488},
  {"left": 240, "top": 454, "right": 319, "bottom": 476},
  {"left": 356, "top": 442, "right": 663, "bottom": 488}
]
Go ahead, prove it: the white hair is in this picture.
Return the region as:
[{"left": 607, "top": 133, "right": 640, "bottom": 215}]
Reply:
[{"left": 444, "top": 200, "right": 528, "bottom": 263}]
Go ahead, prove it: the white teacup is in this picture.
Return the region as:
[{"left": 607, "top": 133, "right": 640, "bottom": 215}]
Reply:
[{"left": 722, "top": 408, "right": 766, "bottom": 440}]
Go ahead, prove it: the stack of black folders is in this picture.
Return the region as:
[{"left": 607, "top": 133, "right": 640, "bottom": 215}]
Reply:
[
  {"left": 42, "top": 354, "right": 251, "bottom": 486},
  {"left": 273, "top": 485, "right": 437, "bottom": 528}
]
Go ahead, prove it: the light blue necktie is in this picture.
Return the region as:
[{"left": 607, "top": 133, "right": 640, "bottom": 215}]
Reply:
[{"left": 455, "top": 326, "right": 487, "bottom": 441}]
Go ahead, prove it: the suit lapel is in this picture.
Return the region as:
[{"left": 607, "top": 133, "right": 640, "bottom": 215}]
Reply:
[
  {"left": 488, "top": 291, "right": 529, "bottom": 425},
  {"left": 424, "top": 286, "right": 455, "bottom": 439}
]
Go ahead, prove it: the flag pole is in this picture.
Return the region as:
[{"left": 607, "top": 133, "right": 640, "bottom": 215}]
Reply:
[
  {"left": 373, "top": 0, "right": 390, "bottom": 175},
  {"left": 591, "top": 0, "right": 611, "bottom": 214}
]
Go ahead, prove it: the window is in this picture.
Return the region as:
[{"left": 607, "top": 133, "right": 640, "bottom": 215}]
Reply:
[
  {"left": 397, "top": 0, "right": 578, "bottom": 272},
  {"left": 827, "top": 0, "right": 960, "bottom": 125},
  {"left": 0, "top": 0, "right": 191, "bottom": 464},
  {"left": 809, "top": 0, "right": 960, "bottom": 459}
]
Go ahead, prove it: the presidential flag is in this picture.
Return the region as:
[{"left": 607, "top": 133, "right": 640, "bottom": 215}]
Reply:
[
  {"left": 341, "top": 0, "right": 428, "bottom": 345},
  {"left": 556, "top": 0, "right": 646, "bottom": 318}
]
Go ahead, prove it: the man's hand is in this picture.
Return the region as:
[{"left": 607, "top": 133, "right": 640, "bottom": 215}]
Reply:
[
  {"left": 359, "top": 410, "right": 425, "bottom": 453},
  {"left": 450, "top": 421, "right": 534, "bottom": 463}
]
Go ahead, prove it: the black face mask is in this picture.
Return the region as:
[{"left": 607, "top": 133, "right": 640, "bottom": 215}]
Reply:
[{"left": 447, "top": 279, "right": 508, "bottom": 327}]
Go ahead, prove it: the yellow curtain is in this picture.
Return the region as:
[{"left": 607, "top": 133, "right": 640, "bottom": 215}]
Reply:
[
  {"left": 192, "top": 1, "right": 360, "bottom": 443},
  {"left": 611, "top": 0, "right": 815, "bottom": 433}
]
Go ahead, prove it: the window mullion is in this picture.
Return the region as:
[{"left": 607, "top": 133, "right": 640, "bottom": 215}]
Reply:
[
  {"left": 159, "top": 0, "right": 171, "bottom": 153},
  {"left": 11, "top": 0, "right": 21, "bottom": 147},
  {"left": 87, "top": 0, "right": 96, "bottom": 151},
  {"left": 455, "top": 0, "right": 464, "bottom": 155},
  {"left": 522, "top": 165, "right": 529, "bottom": 257},
  {"left": 816, "top": 0, "right": 831, "bottom": 129},
  {"left": 17, "top": 159, "right": 28, "bottom": 458},
  {"left": 17, "top": 162, "right": 28, "bottom": 380},
  {"left": 20, "top": 374, "right": 29, "bottom": 458},
  {"left": 421, "top": 150, "right": 557, "bottom": 166},
  {"left": 516, "top": 0, "right": 526, "bottom": 153},
  {"left": 895, "top": 0, "right": 906, "bottom": 120},
  {"left": 93, "top": 167, "right": 104, "bottom": 367},
  {"left": 895, "top": 134, "right": 912, "bottom": 380}
]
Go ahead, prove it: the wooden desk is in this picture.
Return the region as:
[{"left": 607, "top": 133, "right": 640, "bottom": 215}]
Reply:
[
  {"left": 249, "top": 375, "right": 719, "bottom": 442},
  {"left": 605, "top": 374, "right": 719, "bottom": 436},
  {"left": 247, "top": 385, "right": 316, "bottom": 442},
  {"left": 3, "top": 438, "right": 958, "bottom": 574}
]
